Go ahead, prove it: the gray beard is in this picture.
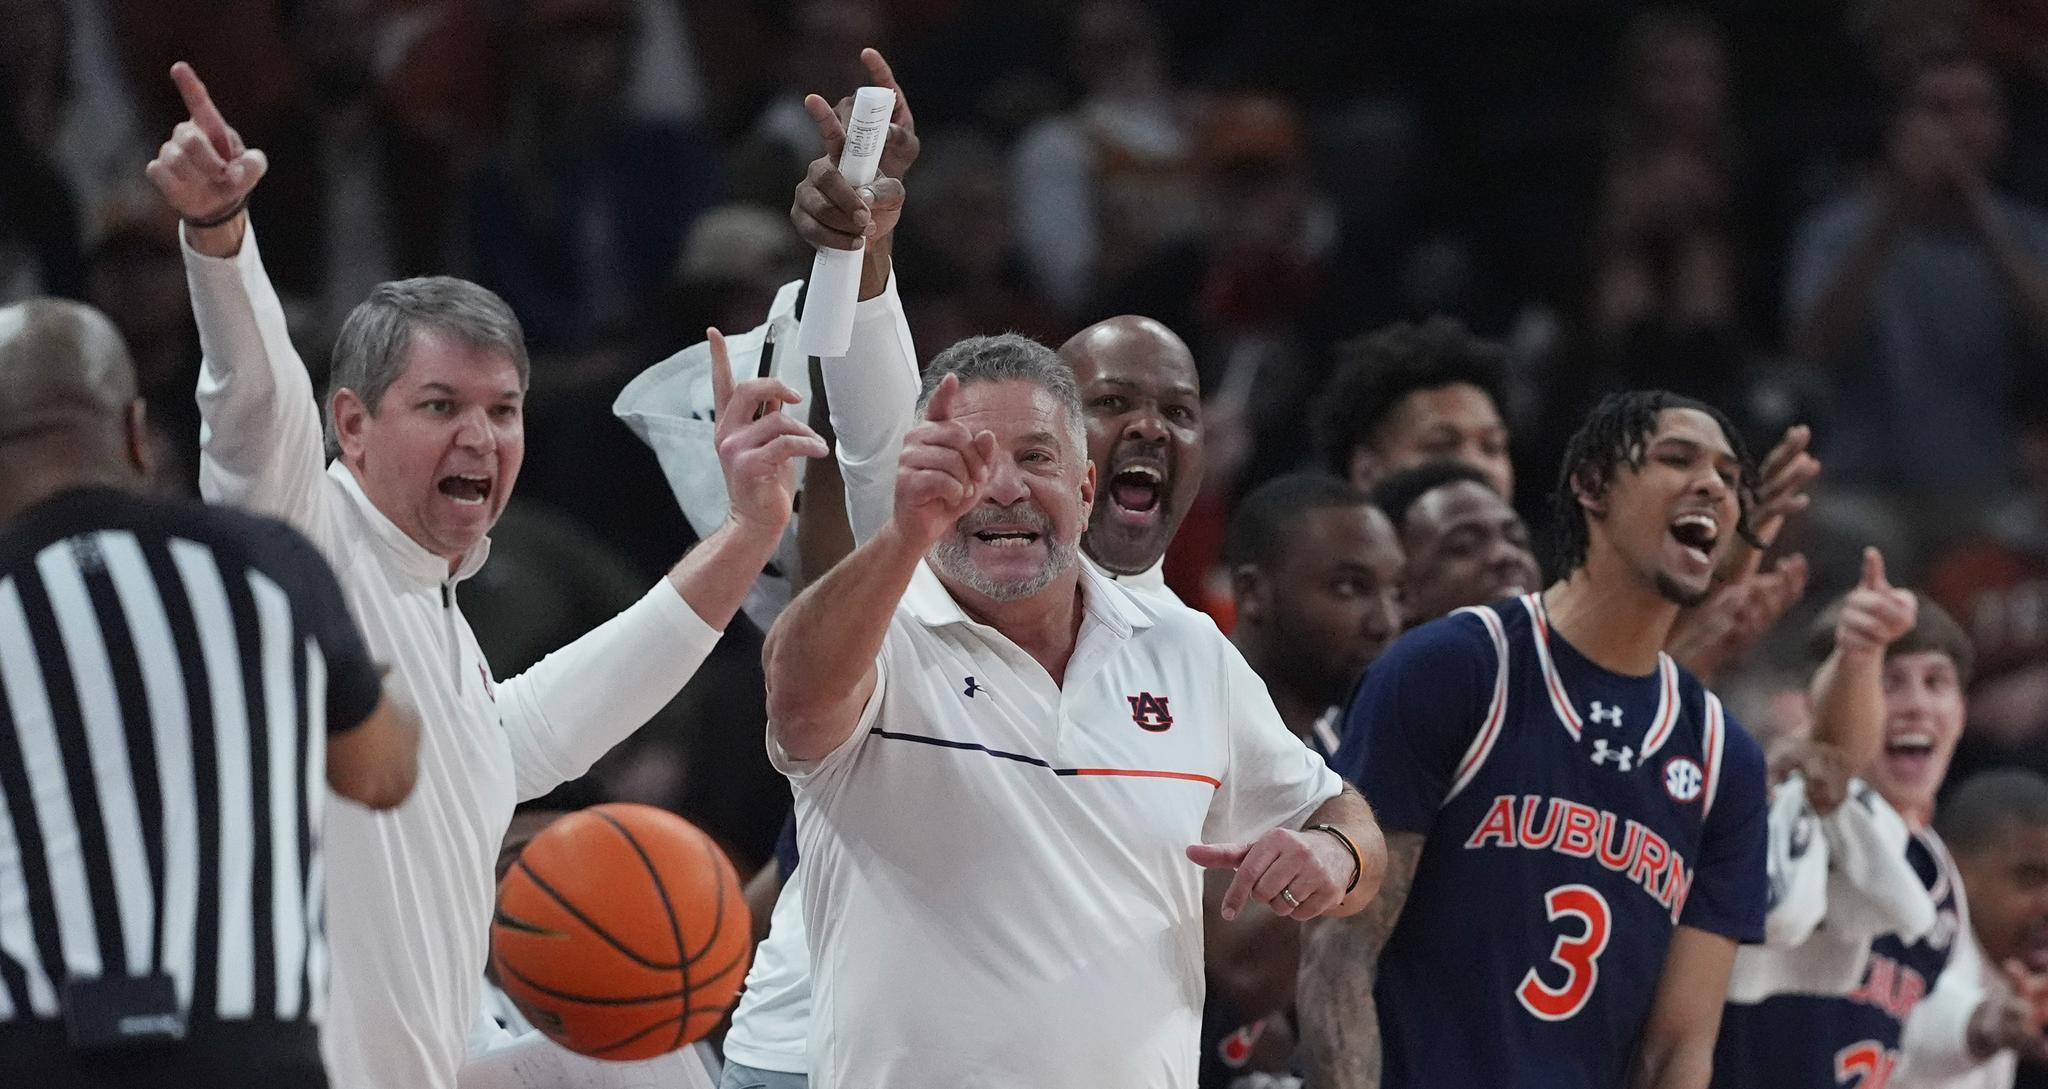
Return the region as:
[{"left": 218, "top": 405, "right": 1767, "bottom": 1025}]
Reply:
[{"left": 930, "top": 532, "right": 1080, "bottom": 602}]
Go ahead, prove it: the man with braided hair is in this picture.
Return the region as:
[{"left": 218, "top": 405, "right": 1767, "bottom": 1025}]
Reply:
[{"left": 1301, "top": 391, "right": 1772, "bottom": 1089}]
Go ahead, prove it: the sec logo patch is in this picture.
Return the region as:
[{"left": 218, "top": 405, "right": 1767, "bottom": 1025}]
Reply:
[{"left": 1663, "top": 756, "right": 1704, "bottom": 804}]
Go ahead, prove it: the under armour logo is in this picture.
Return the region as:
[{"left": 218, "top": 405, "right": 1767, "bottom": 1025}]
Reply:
[
  {"left": 1128, "top": 691, "right": 1174, "bottom": 732},
  {"left": 963, "top": 676, "right": 984, "bottom": 699},
  {"left": 1588, "top": 701, "right": 1624, "bottom": 727},
  {"left": 1590, "top": 739, "right": 1635, "bottom": 771}
]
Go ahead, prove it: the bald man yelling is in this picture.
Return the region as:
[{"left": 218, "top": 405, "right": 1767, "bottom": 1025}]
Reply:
[{"left": 1058, "top": 315, "right": 1206, "bottom": 581}]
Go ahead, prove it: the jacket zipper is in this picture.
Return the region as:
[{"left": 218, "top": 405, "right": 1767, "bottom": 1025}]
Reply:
[{"left": 441, "top": 582, "right": 461, "bottom": 690}]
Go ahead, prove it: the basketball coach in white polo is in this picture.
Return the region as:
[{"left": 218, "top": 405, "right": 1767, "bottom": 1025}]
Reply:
[{"left": 764, "top": 334, "right": 1386, "bottom": 1089}]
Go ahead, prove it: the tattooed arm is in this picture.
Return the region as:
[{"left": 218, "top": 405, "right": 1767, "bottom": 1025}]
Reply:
[{"left": 1296, "top": 831, "right": 1424, "bottom": 1089}]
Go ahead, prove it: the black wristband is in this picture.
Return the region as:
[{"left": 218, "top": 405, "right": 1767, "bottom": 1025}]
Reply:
[
  {"left": 1308, "top": 823, "right": 1364, "bottom": 895},
  {"left": 183, "top": 195, "right": 249, "bottom": 230}
]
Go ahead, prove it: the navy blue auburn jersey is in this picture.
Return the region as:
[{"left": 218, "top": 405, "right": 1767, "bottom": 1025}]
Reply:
[
  {"left": 1712, "top": 829, "right": 1963, "bottom": 1089},
  {"left": 1332, "top": 594, "right": 1770, "bottom": 1089}
]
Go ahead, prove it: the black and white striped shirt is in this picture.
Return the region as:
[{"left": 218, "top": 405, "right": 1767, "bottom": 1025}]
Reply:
[{"left": 0, "top": 487, "right": 381, "bottom": 1028}]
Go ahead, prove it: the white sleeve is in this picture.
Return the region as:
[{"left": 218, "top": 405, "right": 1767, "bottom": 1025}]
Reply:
[
  {"left": 1897, "top": 909, "right": 1997, "bottom": 1086},
  {"left": 1203, "top": 635, "right": 1342, "bottom": 846},
  {"left": 497, "top": 580, "right": 724, "bottom": 801},
  {"left": 822, "top": 271, "right": 920, "bottom": 545},
  {"left": 1760, "top": 776, "right": 1830, "bottom": 947},
  {"left": 184, "top": 221, "right": 337, "bottom": 550},
  {"left": 459, "top": 1027, "right": 718, "bottom": 1089}
]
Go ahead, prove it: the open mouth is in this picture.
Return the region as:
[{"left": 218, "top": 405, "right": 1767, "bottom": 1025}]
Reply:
[
  {"left": 972, "top": 527, "right": 1042, "bottom": 548},
  {"left": 1109, "top": 464, "right": 1164, "bottom": 520},
  {"left": 1885, "top": 733, "right": 1936, "bottom": 760},
  {"left": 1668, "top": 512, "right": 1719, "bottom": 566},
  {"left": 438, "top": 473, "right": 493, "bottom": 507}
]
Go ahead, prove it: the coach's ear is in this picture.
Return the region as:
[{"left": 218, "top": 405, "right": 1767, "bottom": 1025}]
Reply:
[{"left": 333, "top": 388, "right": 371, "bottom": 466}]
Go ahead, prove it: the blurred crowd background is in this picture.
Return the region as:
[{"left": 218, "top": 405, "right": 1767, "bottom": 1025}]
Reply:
[{"left": 6, "top": 0, "right": 2048, "bottom": 871}]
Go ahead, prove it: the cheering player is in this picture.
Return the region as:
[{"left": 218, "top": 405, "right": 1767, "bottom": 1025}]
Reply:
[{"left": 1300, "top": 391, "right": 1771, "bottom": 1089}]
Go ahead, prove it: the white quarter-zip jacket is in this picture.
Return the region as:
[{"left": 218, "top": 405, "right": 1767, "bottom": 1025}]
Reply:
[{"left": 186, "top": 223, "right": 723, "bottom": 1089}]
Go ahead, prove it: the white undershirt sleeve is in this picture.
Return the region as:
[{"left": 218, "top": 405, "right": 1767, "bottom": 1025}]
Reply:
[
  {"left": 822, "top": 271, "right": 920, "bottom": 545},
  {"left": 1897, "top": 907, "right": 1998, "bottom": 1086},
  {"left": 496, "top": 580, "right": 723, "bottom": 801},
  {"left": 184, "top": 221, "right": 338, "bottom": 551}
]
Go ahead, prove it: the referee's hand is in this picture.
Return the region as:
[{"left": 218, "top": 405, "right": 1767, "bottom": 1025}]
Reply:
[
  {"left": 710, "top": 327, "right": 829, "bottom": 538},
  {"left": 1190, "top": 827, "right": 1353, "bottom": 922},
  {"left": 893, "top": 374, "right": 997, "bottom": 548}
]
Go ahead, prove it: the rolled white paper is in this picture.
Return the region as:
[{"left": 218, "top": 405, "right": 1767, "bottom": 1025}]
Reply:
[{"left": 797, "top": 85, "right": 897, "bottom": 357}]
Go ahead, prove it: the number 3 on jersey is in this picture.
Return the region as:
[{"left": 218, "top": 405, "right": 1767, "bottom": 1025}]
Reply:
[{"left": 1517, "top": 884, "right": 1613, "bottom": 1021}]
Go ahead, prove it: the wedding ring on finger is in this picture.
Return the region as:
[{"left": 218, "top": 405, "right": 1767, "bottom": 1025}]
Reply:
[{"left": 1281, "top": 888, "right": 1301, "bottom": 909}]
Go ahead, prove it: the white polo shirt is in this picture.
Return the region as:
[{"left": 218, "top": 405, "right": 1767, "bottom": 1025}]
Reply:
[
  {"left": 724, "top": 559, "right": 1182, "bottom": 1075},
  {"left": 773, "top": 560, "right": 1339, "bottom": 1089}
]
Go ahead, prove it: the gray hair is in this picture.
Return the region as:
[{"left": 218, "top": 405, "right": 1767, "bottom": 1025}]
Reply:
[
  {"left": 323, "top": 277, "right": 529, "bottom": 457},
  {"left": 915, "top": 333, "right": 1085, "bottom": 459}
]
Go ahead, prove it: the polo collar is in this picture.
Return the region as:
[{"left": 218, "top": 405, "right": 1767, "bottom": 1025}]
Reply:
[
  {"left": 903, "top": 557, "right": 1155, "bottom": 637},
  {"left": 1095, "top": 556, "right": 1168, "bottom": 595},
  {"left": 329, "top": 460, "right": 491, "bottom": 586}
]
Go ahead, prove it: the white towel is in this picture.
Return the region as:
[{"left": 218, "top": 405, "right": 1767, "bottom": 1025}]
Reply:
[
  {"left": 1729, "top": 776, "right": 1936, "bottom": 1003},
  {"left": 614, "top": 280, "right": 812, "bottom": 632}
]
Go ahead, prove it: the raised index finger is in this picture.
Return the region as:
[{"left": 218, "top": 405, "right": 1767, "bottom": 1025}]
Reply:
[
  {"left": 804, "top": 94, "right": 847, "bottom": 159},
  {"left": 170, "top": 62, "right": 235, "bottom": 159},
  {"left": 861, "top": 47, "right": 914, "bottom": 131},
  {"left": 923, "top": 373, "right": 961, "bottom": 422},
  {"left": 708, "top": 327, "right": 735, "bottom": 422}
]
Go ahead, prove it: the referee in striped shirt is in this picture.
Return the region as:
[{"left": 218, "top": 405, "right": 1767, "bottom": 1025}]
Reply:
[{"left": 0, "top": 298, "right": 419, "bottom": 1086}]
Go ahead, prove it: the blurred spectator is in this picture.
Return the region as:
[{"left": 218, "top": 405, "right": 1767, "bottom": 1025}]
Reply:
[
  {"left": 0, "top": 0, "right": 85, "bottom": 302},
  {"left": 45, "top": 0, "right": 145, "bottom": 222},
  {"left": 1010, "top": 0, "right": 1207, "bottom": 318},
  {"left": 82, "top": 196, "right": 197, "bottom": 493},
  {"left": 287, "top": 0, "right": 496, "bottom": 332},
  {"left": 113, "top": 0, "right": 328, "bottom": 295},
  {"left": 650, "top": 202, "right": 809, "bottom": 352},
  {"left": 1310, "top": 317, "right": 1514, "bottom": 499},
  {"left": 1926, "top": 385, "right": 2048, "bottom": 793},
  {"left": 893, "top": 129, "right": 1059, "bottom": 349},
  {"left": 1115, "top": 96, "right": 1340, "bottom": 491},
  {"left": 1588, "top": 9, "right": 1757, "bottom": 413},
  {"left": 728, "top": 0, "right": 883, "bottom": 205},
  {"left": 1788, "top": 46, "right": 2048, "bottom": 496},
  {"left": 469, "top": 0, "right": 723, "bottom": 349}
]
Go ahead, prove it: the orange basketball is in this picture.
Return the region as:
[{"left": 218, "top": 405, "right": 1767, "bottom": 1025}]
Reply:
[{"left": 491, "top": 803, "right": 752, "bottom": 1060}]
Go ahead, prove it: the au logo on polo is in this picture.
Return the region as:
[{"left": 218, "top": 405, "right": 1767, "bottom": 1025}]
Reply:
[{"left": 1128, "top": 692, "right": 1173, "bottom": 732}]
